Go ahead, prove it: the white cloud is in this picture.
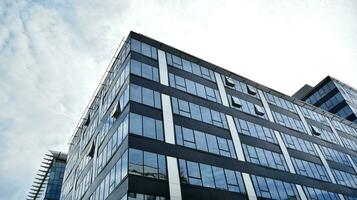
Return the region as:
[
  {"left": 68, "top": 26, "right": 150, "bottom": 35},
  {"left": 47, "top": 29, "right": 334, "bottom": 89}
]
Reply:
[{"left": 0, "top": 0, "right": 357, "bottom": 199}]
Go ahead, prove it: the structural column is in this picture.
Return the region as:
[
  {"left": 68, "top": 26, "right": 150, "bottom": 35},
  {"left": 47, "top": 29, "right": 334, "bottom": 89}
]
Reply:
[
  {"left": 294, "top": 105, "right": 346, "bottom": 200},
  {"left": 215, "top": 73, "right": 257, "bottom": 200},
  {"left": 158, "top": 49, "right": 182, "bottom": 200},
  {"left": 258, "top": 90, "right": 307, "bottom": 200}
]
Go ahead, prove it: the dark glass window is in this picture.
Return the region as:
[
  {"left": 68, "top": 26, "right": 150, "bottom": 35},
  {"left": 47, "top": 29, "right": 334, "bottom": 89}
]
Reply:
[
  {"left": 212, "top": 166, "right": 227, "bottom": 189},
  {"left": 129, "top": 149, "right": 143, "bottom": 175},
  {"left": 143, "top": 116, "right": 156, "bottom": 139},
  {"left": 166, "top": 52, "right": 215, "bottom": 82},
  {"left": 169, "top": 73, "right": 221, "bottom": 103},
  {"left": 200, "top": 163, "right": 215, "bottom": 188},
  {"left": 131, "top": 39, "right": 157, "bottom": 60},
  {"left": 251, "top": 175, "right": 299, "bottom": 199},
  {"left": 178, "top": 159, "right": 245, "bottom": 194},
  {"left": 144, "top": 151, "right": 158, "bottom": 178},
  {"left": 128, "top": 149, "right": 167, "bottom": 180},
  {"left": 130, "top": 59, "right": 159, "bottom": 82},
  {"left": 129, "top": 113, "right": 164, "bottom": 141},
  {"left": 187, "top": 161, "right": 202, "bottom": 186},
  {"left": 130, "top": 113, "right": 142, "bottom": 135},
  {"left": 171, "top": 97, "right": 228, "bottom": 129}
]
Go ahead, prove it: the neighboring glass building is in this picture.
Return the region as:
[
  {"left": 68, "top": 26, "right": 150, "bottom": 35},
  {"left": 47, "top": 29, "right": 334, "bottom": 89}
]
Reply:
[
  {"left": 294, "top": 76, "right": 357, "bottom": 124},
  {"left": 60, "top": 32, "right": 357, "bottom": 200},
  {"left": 28, "top": 150, "right": 67, "bottom": 200}
]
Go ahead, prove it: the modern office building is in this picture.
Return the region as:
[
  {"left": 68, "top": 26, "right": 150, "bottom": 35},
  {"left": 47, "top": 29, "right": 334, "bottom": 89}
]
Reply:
[
  {"left": 28, "top": 150, "right": 67, "bottom": 200},
  {"left": 60, "top": 31, "right": 357, "bottom": 200},
  {"left": 294, "top": 76, "right": 357, "bottom": 124}
]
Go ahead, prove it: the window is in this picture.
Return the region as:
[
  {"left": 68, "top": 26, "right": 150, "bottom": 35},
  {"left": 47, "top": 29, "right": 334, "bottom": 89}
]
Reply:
[
  {"left": 200, "top": 163, "right": 215, "bottom": 188},
  {"left": 340, "top": 136, "right": 357, "bottom": 151},
  {"left": 229, "top": 95, "right": 266, "bottom": 119},
  {"left": 111, "top": 102, "right": 121, "bottom": 119},
  {"left": 332, "top": 169, "right": 357, "bottom": 189},
  {"left": 225, "top": 169, "right": 244, "bottom": 192},
  {"left": 242, "top": 144, "right": 288, "bottom": 171},
  {"left": 251, "top": 175, "right": 299, "bottom": 200},
  {"left": 206, "top": 134, "right": 219, "bottom": 155},
  {"left": 143, "top": 117, "right": 156, "bottom": 139},
  {"left": 235, "top": 118, "right": 277, "bottom": 144},
  {"left": 130, "top": 84, "right": 142, "bottom": 103},
  {"left": 97, "top": 115, "right": 129, "bottom": 174},
  {"left": 306, "top": 80, "right": 336, "bottom": 104},
  {"left": 122, "top": 151, "right": 128, "bottom": 178},
  {"left": 303, "top": 186, "right": 340, "bottom": 200},
  {"left": 320, "top": 146, "right": 351, "bottom": 166},
  {"left": 281, "top": 133, "right": 317, "bottom": 156},
  {"left": 92, "top": 151, "right": 128, "bottom": 200},
  {"left": 195, "top": 131, "right": 208, "bottom": 152},
  {"left": 129, "top": 149, "right": 143, "bottom": 176},
  {"left": 223, "top": 76, "right": 260, "bottom": 99},
  {"left": 131, "top": 39, "right": 157, "bottom": 60},
  {"left": 225, "top": 76, "right": 235, "bottom": 87},
  {"left": 320, "top": 93, "right": 344, "bottom": 111},
  {"left": 143, "top": 151, "right": 158, "bottom": 178},
  {"left": 212, "top": 166, "right": 227, "bottom": 190},
  {"left": 166, "top": 52, "right": 215, "bottom": 82},
  {"left": 99, "top": 85, "right": 130, "bottom": 144},
  {"left": 272, "top": 111, "right": 306, "bottom": 133},
  {"left": 291, "top": 158, "right": 330, "bottom": 182},
  {"left": 130, "top": 59, "right": 159, "bottom": 82},
  {"left": 311, "top": 125, "right": 321, "bottom": 136},
  {"left": 310, "top": 125, "right": 340, "bottom": 145},
  {"left": 264, "top": 92, "right": 296, "bottom": 113},
  {"left": 231, "top": 96, "right": 242, "bottom": 108},
  {"left": 169, "top": 73, "right": 221, "bottom": 103},
  {"left": 129, "top": 113, "right": 142, "bottom": 135},
  {"left": 128, "top": 193, "right": 167, "bottom": 200},
  {"left": 331, "top": 120, "right": 357, "bottom": 137},
  {"left": 254, "top": 105, "right": 265, "bottom": 116},
  {"left": 178, "top": 159, "right": 245, "bottom": 193},
  {"left": 172, "top": 97, "right": 228, "bottom": 129},
  {"left": 175, "top": 125, "right": 236, "bottom": 159},
  {"left": 187, "top": 161, "right": 202, "bottom": 186},
  {"left": 129, "top": 113, "right": 164, "bottom": 141},
  {"left": 300, "top": 107, "right": 329, "bottom": 126},
  {"left": 128, "top": 149, "right": 167, "bottom": 180},
  {"left": 246, "top": 85, "right": 257, "bottom": 95},
  {"left": 115, "top": 158, "right": 122, "bottom": 185}
]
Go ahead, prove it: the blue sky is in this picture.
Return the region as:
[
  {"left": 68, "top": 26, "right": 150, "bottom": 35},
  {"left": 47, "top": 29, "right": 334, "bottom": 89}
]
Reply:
[{"left": 0, "top": 0, "right": 357, "bottom": 199}]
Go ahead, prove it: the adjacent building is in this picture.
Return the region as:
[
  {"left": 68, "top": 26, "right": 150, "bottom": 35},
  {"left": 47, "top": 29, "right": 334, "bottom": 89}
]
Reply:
[
  {"left": 28, "top": 150, "right": 67, "bottom": 200},
  {"left": 294, "top": 76, "right": 357, "bottom": 124},
  {"left": 60, "top": 31, "right": 357, "bottom": 200}
]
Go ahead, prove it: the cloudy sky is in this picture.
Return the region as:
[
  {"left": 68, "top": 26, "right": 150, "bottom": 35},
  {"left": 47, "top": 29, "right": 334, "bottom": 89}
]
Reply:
[{"left": 0, "top": 0, "right": 357, "bottom": 199}]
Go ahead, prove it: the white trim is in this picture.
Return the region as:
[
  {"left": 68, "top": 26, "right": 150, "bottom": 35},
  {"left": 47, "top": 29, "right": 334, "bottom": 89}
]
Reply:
[
  {"left": 158, "top": 49, "right": 168, "bottom": 86},
  {"left": 226, "top": 115, "right": 245, "bottom": 161},
  {"left": 214, "top": 72, "right": 229, "bottom": 107},
  {"left": 257, "top": 90, "right": 274, "bottom": 122},
  {"left": 296, "top": 185, "right": 307, "bottom": 200},
  {"left": 226, "top": 115, "right": 257, "bottom": 199},
  {"left": 274, "top": 130, "right": 297, "bottom": 174},
  {"left": 162, "top": 94, "right": 175, "bottom": 144},
  {"left": 242, "top": 173, "right": 258, "bottom": 200},
  {"left": 167, "top": 156, "right": 182, "bottom": 200}
]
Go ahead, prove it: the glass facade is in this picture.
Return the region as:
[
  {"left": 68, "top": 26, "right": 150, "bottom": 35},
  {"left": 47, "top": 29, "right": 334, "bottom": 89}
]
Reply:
[
  {"left": 59, "top": 32, "right": 357, "bottom": 200},
  {"left": 28, "top": 151, "right": 67, "bottom": 200},
  {"left": 299, "top": 77, "right": 357, "bottom": 124}
]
